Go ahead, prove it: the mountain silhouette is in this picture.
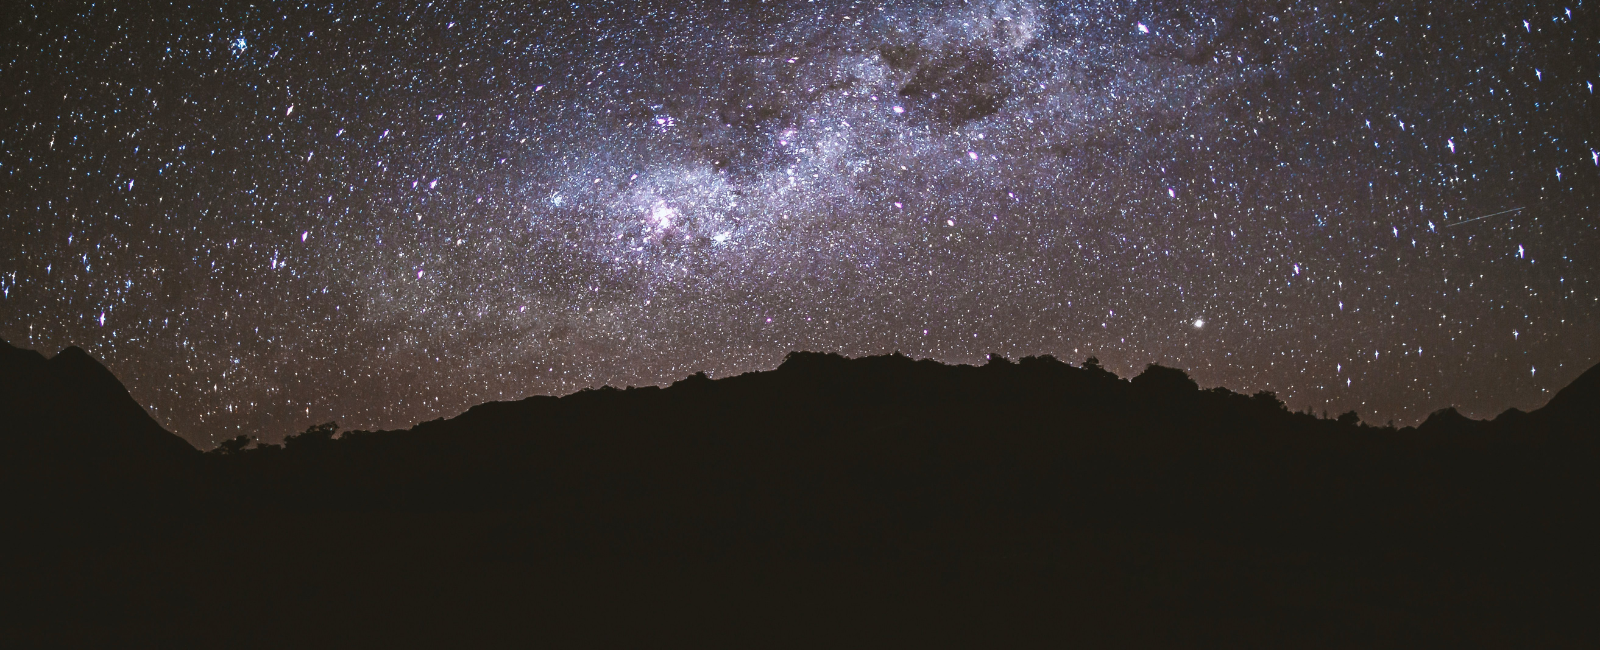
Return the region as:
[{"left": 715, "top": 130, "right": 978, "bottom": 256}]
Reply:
[
  {"left": 0, "top": 337, "right": 196, "bottom": 460},
  {"left": 3, "top": 345, "right": 1597, "bottom": 647},
  {"left": 1537, "top": 360, "right": 1600, "bottom": 423}
]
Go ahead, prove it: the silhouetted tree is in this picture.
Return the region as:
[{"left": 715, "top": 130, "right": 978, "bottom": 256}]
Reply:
[
  {"left": 284, "top": 422, "right": 338, "bottom": 451},
  {"left": 209, "top": 435, "right": 253, "bottom": 455},
  {"left": 1251, "top": 390, "right": 1285, "bottom": 411},
  {"left": 1131, "top": 364, "right": 1199, "bottom": 394}
]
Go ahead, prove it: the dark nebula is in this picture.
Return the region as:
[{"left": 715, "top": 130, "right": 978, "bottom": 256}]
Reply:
[{"left": 3, "top": 0, "right": 1596, "bottom": 447}]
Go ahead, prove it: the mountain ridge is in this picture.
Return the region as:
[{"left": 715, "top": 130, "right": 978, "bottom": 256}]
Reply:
[
  {"left": 3, "top": 345, "right": 1598, "bottom": 646},
  {"left": 388, "top": 349, "right": 1599, "bottom": 444},
  {"left": 0, "top": 337, "right": 196, "bottom": 458},
  {"left": 2, "top": 338, "right": 1592, "bottom": 451}
]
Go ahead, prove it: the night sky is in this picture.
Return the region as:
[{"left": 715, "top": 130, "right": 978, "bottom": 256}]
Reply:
[{"left": 3, "top": 0, "right": 1596, "bottom": 448}]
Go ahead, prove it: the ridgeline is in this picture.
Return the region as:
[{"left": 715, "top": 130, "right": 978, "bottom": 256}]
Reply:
[{"left": 3, "top": 339, "right": 1597, "bottom": 647}]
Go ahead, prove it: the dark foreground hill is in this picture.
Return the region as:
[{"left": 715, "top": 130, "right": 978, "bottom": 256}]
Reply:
[
  {"left": 0, "top": 340, "right": 196, "bottom": 461},
  {"left": 2, "top": 340, "right": 1597, "bottom": 648}
]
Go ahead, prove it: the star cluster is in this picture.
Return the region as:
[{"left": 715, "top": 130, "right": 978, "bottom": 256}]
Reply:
[{"left": 3, "top": 0, "right": 1597, "bottom": 446}]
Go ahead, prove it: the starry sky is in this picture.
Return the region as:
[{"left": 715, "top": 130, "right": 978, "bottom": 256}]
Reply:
[{"left": 3, "top": 0, "right": 1597, "bottom": 448}]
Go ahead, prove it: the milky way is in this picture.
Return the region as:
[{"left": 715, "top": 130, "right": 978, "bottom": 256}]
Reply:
[{"left": 3, "top": 0, "right": 1597, "bottom": 447}]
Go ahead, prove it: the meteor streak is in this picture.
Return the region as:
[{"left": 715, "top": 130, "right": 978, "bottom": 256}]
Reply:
[{"left": 1444, "top": 207, "right": 1525, "bottom": 228}]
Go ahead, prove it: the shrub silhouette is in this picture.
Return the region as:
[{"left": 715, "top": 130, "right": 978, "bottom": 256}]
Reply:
[
  {"left": 1250, "top": 389, "right": 1286, "bottom": 410},
  {"left": 284, "top": 422, "right": 339, "bottom": 451},
  {"left": 210, "top": 434, "right": 253, "bottom": 455},
  {"left": 1130, "top": 363, "right": 1200, "bottom": 394}
]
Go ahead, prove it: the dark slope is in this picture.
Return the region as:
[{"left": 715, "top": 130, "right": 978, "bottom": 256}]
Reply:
[
  {"left": 1537, "top": 360, "right": 1600, "bottom": 423},
  {"left": 6, "top": 350, "right": 1599, "bottom": 647},
  {"left": 0, "top": 340, "right": 198, "bottom": 574},
  {"left": 0, "top": 338, "right": 196, "bottom": 460}
]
